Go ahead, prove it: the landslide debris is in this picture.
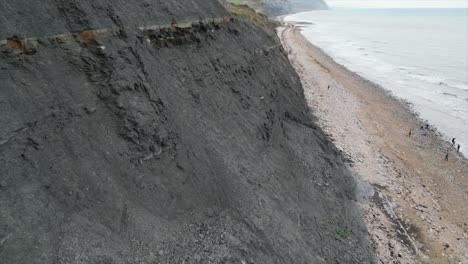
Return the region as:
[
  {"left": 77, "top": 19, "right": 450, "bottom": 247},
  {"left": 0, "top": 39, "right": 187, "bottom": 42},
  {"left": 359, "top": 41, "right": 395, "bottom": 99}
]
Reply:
[{"left": 0, "top": 1, "right": 373, "bottom": 263}]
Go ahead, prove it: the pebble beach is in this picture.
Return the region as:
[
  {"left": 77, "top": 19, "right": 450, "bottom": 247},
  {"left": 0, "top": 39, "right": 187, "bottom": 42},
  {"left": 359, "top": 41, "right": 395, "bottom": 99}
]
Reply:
[{"left": 278, "top": 24, "right": 468, "bottom": 263}]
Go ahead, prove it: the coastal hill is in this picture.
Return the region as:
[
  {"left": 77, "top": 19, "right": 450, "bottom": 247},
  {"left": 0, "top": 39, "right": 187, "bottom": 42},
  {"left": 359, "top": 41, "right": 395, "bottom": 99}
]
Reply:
[
  {"left": 0, "top": 1, "right": 372, "bottom": 263},
  {"left": 227, "top": 0, "right": 328, "bottom": 15}
]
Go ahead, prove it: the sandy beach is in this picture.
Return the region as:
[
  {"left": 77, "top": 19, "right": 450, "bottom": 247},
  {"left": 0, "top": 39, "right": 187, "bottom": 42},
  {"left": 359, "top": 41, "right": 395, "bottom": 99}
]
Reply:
[{"left": 278, "top": 25, "right": 468, "bottom": 263}]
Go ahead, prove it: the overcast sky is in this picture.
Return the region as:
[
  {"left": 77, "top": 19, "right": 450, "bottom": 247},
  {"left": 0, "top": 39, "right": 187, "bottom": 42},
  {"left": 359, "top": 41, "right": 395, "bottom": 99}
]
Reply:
[{"left": 325, "top": 0, "right": 468, "bottom": 8}]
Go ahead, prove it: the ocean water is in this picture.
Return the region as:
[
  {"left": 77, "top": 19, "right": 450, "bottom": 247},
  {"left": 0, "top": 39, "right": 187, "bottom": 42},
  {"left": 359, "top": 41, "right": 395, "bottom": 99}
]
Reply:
[{"left": 286, "top": 8, "right": 468, "bottom": 154}]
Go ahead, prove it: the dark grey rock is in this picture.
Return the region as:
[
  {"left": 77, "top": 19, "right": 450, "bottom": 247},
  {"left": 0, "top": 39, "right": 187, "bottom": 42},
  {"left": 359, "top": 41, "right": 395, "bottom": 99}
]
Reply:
[{"left": 0, "top": 1, "right": 374, "bottom": 263}]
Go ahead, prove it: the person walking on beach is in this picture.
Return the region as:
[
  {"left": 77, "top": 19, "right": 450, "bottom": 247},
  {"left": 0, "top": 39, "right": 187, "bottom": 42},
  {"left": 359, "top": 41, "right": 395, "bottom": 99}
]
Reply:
[
  {"left": 407, "top": 129, "right": 412, "bottom": 138},
  {"left": 452, "top": 138, "right": 456, "bottom": 145},
  {"left": 445, "top": 152, "right": 449, "bottom": 161},
  {"left": 457, "top": 144, "right": 461, "bottom": 153}
]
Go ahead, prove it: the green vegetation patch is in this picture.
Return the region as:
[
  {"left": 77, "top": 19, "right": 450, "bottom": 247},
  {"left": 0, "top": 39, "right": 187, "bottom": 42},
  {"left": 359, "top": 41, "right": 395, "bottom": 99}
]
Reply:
[
  {"left": 325, "top": 217, "right": 352, "bottom": 239},
  {"left": 224, "top": 1, "right": 273, "bottom": 29}
]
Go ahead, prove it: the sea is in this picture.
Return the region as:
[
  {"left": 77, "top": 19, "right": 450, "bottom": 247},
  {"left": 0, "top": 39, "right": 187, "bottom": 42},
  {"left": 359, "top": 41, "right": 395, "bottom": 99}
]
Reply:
[{"left": 285, "top": 8, "right": 468, "bottom": 154}]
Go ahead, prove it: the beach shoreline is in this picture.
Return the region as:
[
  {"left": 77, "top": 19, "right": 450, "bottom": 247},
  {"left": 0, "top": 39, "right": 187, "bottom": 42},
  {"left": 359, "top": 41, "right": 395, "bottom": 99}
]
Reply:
[{"left": 278, "top": 24, "right": 468, "bottom": 263}]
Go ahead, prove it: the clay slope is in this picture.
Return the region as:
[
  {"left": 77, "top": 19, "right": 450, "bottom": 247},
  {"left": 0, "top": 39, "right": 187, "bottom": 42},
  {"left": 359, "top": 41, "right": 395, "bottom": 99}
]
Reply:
[{"left": 0, "top": 1, "right": 371, "bottom": 263}]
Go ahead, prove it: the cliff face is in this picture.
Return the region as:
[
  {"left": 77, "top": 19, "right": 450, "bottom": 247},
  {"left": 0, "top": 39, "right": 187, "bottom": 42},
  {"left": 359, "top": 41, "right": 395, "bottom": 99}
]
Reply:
[
  {"left": 0, "top": 1, "right": 371, "bottom": 264},
  {"left": 227, "top": 0, "right": 328, "bottom": 16}
]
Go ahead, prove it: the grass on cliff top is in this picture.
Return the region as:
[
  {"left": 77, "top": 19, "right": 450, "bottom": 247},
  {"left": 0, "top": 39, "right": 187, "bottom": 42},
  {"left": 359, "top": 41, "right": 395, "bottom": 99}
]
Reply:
[
  {"left": 227, "top": 0, "right": 246, "bottom": 4},
  {"left": 225, "top": 2, "right": 276, "bottom": 29},
  {"left": 227, "top": 0, "right": 265, "bottom": 12}
]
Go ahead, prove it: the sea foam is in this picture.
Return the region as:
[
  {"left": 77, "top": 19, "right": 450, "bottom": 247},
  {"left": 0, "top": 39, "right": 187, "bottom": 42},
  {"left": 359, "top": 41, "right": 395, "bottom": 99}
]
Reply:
[{"left": 286, "top": 8, "right": 468, "bottom": 154}]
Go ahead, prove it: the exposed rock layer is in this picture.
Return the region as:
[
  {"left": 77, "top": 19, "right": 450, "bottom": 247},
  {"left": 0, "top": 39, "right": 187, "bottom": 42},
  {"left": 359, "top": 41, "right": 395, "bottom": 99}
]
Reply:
[{"left": 0, "top": 1, "right": 372, "bottom": 263}]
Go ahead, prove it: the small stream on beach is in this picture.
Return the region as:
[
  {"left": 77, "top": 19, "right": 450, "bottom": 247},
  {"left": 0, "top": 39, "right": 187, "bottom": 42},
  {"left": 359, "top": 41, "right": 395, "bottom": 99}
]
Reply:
[{"left": 286, "top": 8, "right": 468, "bottom": 155}]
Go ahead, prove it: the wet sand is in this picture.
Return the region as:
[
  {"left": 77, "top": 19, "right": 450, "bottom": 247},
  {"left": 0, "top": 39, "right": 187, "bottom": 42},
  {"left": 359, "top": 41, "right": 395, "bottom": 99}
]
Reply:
[{"left": 278, "top": 25, "right": 468, "bottom": 263}]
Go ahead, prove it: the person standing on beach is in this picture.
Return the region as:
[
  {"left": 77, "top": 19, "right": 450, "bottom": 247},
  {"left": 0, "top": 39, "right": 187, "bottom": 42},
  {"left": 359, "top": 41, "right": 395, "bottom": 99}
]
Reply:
[
  {"left": 452, "top": 138, "right": 456, "bottom": 145},
  {"left": 457, "top": 144, "right": 461, "bottom": 153},
  {"left": 408, "top": 129, "right": 412, "bottom": 138},
  {"left": 445, "top": 152, "right": 449, "bottom": 161}
]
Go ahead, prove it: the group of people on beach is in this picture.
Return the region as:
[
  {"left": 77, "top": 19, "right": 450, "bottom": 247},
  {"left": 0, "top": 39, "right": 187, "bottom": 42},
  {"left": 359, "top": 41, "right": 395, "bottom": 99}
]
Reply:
[
  {"left": 446, "top": 137, "right": 461, "bottom": 161},
  {"left": 407, "top": 123, "right": 461, "bottom": 161}
]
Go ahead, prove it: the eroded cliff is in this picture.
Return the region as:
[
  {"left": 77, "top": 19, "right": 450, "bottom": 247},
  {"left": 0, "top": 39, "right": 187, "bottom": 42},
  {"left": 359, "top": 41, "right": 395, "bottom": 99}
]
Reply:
[{"left": 0, "top": 1, "right": 372, "bottom": 263}]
